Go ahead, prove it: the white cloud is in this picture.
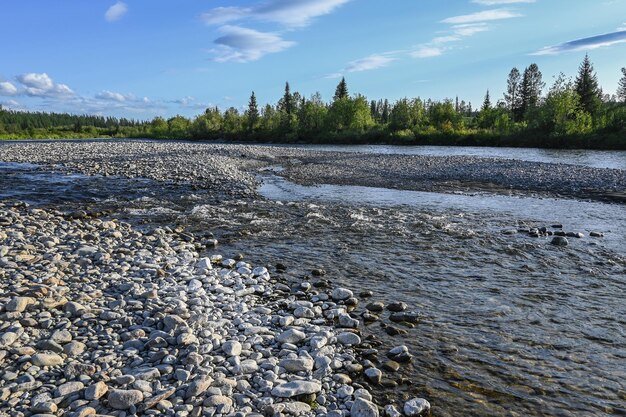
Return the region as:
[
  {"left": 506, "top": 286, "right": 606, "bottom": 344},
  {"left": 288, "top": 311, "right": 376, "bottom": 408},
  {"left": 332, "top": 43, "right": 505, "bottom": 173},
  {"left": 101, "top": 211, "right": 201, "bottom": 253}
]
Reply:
[
  {"left": 17, "top": 73, "right": 54, "bottom": 90},
  {"left": 105, "top": 2, "right": 128, "bottom": 22},
  {"left": 345, "top": 54, "right": 396, "bottom": 73},
  {"left": 531, "top": 30, "right": 626, "bottom": 55},
  {"left": 453, "top": 23, "right": 490, "bottom": 36},
  {"left": 15, "top": 73, "right": 75, "bottom": 98},
  {"left": 472, "top": 0, "right": 535, "bottom": 4},
  {"left": 410, "top": 46, "right": 444, "bottom": 58},
  {"left": 0, "top": 81, "right": 18, "bottom": 96},
  {"left": 0, "top": 99, "right": 21, "bottom": 109},
  {"left": 95, "top": 90, "right": 130, "bottom": 102},
  {"left": 201, "top": 0, "right": 350, "bottom": 28},
  {"left": 442, "top": 9, "right": 522, "bottom": 24},
  {"left": 211, "top": 25, "right": 295, "bottom": 63}
]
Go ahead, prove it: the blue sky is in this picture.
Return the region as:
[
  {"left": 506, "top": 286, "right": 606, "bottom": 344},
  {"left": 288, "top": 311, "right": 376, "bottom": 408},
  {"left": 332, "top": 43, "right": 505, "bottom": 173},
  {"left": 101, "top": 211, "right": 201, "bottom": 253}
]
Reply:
[{"left": 1, "top": 0, "right": 625, "bottom": 119}]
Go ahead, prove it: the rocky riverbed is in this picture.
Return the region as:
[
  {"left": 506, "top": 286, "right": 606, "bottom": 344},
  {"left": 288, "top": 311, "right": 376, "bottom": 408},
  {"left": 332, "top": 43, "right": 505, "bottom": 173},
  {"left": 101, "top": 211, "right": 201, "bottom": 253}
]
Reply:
[
  {"left": 0, "top": 201, "right": 429, "bottom": 417},
  {"left": 0, "top": 140, "right": 625, "bottom": 202},
  {"left": 1, "top": 140, "right": 625, "bottom": 417}
]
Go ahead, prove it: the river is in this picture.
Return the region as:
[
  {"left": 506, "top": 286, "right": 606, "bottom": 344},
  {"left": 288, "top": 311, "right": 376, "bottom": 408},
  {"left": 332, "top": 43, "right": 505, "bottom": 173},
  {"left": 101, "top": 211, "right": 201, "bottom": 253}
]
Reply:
[{"left": 1, "top": 144, "right": 624, "bottom": 417}]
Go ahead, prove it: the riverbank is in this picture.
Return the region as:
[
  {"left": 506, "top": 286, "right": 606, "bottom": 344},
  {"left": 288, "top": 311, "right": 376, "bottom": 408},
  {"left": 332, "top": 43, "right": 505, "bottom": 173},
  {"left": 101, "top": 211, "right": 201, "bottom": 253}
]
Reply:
[
  {"left": 0, "top": 201, "right": 430, "bottom": 417},
  {"left": 0, "top": 140, "right": 625, "bottom": 203},
  {"left": 1, "top": 140, "right": 625, "bottom": 417}
]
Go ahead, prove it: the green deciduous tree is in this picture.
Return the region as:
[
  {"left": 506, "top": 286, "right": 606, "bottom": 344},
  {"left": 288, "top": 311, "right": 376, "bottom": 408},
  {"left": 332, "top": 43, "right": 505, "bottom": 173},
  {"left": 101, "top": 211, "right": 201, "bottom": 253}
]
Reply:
[{"left": 541, "top": 74, "right": 592, "bottom": 136}]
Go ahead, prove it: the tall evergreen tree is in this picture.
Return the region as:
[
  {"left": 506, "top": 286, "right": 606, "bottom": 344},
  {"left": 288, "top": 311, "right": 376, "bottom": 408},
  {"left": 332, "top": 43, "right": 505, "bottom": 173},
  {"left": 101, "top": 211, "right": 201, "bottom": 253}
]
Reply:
[
  {"left": 618, "top": 67, "right": 626, "bottom": 103},
  {"left": 381, "top": 99, "right": 390, "bottom": 123},
  {"left": 481, "top": 90, "right": 492, "bottom": 111},
  {"left": 247, "top": 91, "right": 259, "bottom": 132},
  {"left": 333, "top": 77, "right": 348, "bottom": 101},
  {"left": 279, "top": 82, "right": 294, "bottom": 115},
  {"left": 575, "top": 54, "right": 602, "bottom": 114},
  {"left": 504, "top": 67, "right": 521, "bottom": 115},
  {"left": 520, "top": 63, "right": 544, "bottom": 115}
]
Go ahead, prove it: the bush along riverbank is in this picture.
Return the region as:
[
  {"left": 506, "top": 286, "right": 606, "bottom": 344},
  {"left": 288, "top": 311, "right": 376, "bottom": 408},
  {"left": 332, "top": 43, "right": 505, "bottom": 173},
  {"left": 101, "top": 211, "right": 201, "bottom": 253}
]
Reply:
[
  {"left": 0, "top": 202, "right": 430, "bottom": 417},
  {"left": 2, "top": 57, "right": 625, "bottom": 150}
]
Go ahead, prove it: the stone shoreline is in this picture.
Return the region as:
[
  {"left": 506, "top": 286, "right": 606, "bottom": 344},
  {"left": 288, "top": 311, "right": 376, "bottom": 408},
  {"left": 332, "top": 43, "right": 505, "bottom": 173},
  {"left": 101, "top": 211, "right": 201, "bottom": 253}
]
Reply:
[
  {"left": 0, "top": 202, "right": 428, "bottom": 417},
  {"left": 0, "top": 140, "right": 624, "bottom": 203}
]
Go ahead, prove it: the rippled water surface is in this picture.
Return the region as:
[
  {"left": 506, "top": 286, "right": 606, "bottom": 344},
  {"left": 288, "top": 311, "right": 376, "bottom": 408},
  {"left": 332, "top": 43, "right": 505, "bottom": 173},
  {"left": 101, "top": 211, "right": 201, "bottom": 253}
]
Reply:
[
  {"left": 1, "top": 156, "right": 625, "bottom": 417},
  {"left": 282, "top": 144, "right": 626, "bottom": 170}
]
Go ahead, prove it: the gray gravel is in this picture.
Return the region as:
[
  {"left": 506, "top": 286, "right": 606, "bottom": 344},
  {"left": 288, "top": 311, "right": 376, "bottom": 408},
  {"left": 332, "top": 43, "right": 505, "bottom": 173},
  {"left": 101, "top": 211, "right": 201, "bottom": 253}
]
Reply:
[
  {"left": 0, "top": 140, "right": 624, "bottom": 202},
  {"left": 0, "top": 202, "right": 429, "bottom": 416}
]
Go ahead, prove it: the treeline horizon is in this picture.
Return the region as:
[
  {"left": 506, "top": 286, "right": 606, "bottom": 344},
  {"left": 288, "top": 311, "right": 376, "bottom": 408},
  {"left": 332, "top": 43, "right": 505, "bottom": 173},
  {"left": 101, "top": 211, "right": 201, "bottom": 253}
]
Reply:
[{"left": 1, "top": 55, "right": 626, "bottom": 149}]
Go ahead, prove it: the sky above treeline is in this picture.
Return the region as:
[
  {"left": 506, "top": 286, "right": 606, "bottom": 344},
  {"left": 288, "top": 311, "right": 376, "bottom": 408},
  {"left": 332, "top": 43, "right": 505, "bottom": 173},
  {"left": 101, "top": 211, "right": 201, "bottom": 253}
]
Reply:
[{"left": 1, "top": 0, "right": 625, "bottom": 119}]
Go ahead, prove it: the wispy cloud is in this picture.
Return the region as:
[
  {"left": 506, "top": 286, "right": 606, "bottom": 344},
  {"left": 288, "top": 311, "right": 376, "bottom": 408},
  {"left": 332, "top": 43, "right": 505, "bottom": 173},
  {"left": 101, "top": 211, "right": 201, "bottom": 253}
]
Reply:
[
  {"left": 95, "top": 90, "right": 133, "bottom": 102},
  {"left": 0, "top": 81, "right": 18, "bottom": 96},
  {"left": 345, "top": 54, "right": 397, "bottom": 72},
  {"left": 105, "top": 2, "right": 128, "bottom": 22},
  {"left": 201, "top": 0, "right": 350, "bottom": 28},
  {"left": 326, "top": 53, "right": 397, "bottom": 78},
  {"left": 531, "top": 30, "right": 626, "bottom": 55},
  {"left": 472, "top": 0, "right": 535, "bottom": 5},
  {"left": 410, "top": 46, "right": 444, "bottom": 58},
  {"left": 210, "top": 25, "right": 295, "bottom": 63},
  {"left": 202, "top": 0, "right": 349, "bottom": 64},
  {"left": 442, "top": 9, "right": 522, "bottom": 24}
]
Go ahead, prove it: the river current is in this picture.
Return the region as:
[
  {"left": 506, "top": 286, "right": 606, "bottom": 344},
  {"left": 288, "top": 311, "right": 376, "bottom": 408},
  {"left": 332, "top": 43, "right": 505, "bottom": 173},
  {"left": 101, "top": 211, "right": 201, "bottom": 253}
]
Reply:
[{"left": 1, "top": 145, "right": 625, "bottom": 417}]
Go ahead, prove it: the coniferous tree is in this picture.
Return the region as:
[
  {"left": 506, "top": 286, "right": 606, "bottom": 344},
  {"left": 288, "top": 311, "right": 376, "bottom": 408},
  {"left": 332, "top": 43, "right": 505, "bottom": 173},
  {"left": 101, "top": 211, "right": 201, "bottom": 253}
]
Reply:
[
  {"left": 575, "top": 54, "right": 602, "bottom": 115},
  {"left": 504, "top": 67, "right": 521, "bottom": 116},
  {"left": 618, "top": 67, "right": 626, "bottom": 103},
  {"left": 520, "top": 63, "right": 544, "bottom": 115},
  {"left": 481, "top": 90, "right": 492, "bottom": 111},
  {"left": 246, "top": 91, "right": 259, "bottom": 132},
  {"left": 381, "top": 99, "right": 390, "bottom": 123},
  {"left": 279, "top": 82, "right": 293, "bottom": 115},
  {"left": 333, "top": 77, "right": 348, "bottom": 101}
]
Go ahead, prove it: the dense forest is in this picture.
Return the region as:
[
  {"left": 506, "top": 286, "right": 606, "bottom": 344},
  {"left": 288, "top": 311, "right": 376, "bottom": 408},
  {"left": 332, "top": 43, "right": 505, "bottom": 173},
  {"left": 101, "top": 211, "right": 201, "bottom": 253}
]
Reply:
[{"left": 2, "top": 55, "right": 626, "bottom": 149}]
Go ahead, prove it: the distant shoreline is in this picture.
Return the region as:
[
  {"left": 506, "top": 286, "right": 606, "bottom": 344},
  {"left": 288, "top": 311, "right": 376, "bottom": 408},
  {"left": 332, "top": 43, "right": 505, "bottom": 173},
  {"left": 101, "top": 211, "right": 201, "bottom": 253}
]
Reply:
[{"left": 2, "top": 133, "right": 626, "bottom": 151}]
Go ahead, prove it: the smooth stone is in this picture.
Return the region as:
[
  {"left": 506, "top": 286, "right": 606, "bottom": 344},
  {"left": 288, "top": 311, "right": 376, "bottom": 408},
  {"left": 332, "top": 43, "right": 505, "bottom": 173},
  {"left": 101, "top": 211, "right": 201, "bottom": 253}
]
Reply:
[
  {"left": 85, "top": 381, "right": 108, "bottom": 400},
  {"left": 387, "top": 302, "right": 407, "bottom": 312},
  {"left": 31, "top": 353, "right": 63, "bottom": 367},
  {"left": 384, "top": 404, "right": 402, "bottom": 417},
  {"left": 351, "top": 398, "right": 379, "bottom": 417},
  {"left": 55, "top": 381, "right": 85, "bottom": 397},
  {"left": 108, "top": 389, "right": 144, "bottom": 410},
  {"left": 366, "top": 302, "right": 384, "bottom": 312},
  {"left": 280, "top": 358, "right": 314, "bottom": 372},
  {"left": 185, "top": 377, "right": 213, "bottom": 399},
  {"left": 404, "top": 398, "right": 431, "bottom": 417},
  {"left": 364, "top": 368, "right": 382, "bottom": 384},
  {"left": 221, "top": 340, "right": 242, "bottom": 356},
  {"left": 331, "top": 287, "right": 353, "bottom": 301},
  {"left": 271, "top": 381, "right": 322, "bottom": 398},
  {"left": 337, "top": 332, "right": 361, "bottom": 346},
  {"left": 276, "top": 328, "right": 306, "bottom": 344},
  {"left": 6, "top": 296, "right": 35, "bottom": 313},
  {"left": 551, "top": 236, "right": 569, "bottom": 246}
]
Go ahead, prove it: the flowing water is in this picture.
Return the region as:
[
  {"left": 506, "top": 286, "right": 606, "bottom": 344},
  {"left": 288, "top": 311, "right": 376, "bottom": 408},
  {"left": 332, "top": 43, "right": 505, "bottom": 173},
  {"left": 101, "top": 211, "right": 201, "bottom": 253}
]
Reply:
[{"left": 1, "top": 147, "right": 625, "bottom": 417}]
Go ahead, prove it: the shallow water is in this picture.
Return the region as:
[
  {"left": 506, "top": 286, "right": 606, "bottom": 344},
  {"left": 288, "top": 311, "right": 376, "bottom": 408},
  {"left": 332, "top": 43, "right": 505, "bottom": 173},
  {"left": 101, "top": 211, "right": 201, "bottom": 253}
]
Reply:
[
  {"left": 1, "top": 159, "right": 625, "bottom": 417},
  {"left": 282, "top": 144, "right": 626, "bottom": 170}
]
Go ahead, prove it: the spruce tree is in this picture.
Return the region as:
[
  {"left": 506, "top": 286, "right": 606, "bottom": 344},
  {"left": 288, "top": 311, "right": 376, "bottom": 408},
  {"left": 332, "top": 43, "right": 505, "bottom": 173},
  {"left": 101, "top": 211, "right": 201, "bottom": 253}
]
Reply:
[
  {"left": 618, "top": 67, "right": 626, "bottom": 103},
  {"left": 520, "top": 63, "right": 544, "bottom": 115},
  {"left": 575, "top": 54, "right": 602, "bottom": 114},
  {"left": 481, "top": 90, "right": 492, "bottom": 111},
  {"left": 247, "top": 91, "right": 259, "bottom": 132},
  {"left": 280, "top": 82, "right": 293, "bottom": 115},
  {"left": 381, "top": 99, "right": 390, "bottom": 123},
  {"left": 333, "top": 77, "right": 348, "bottom": 101},
  {"left": 504, "top": 67, "right": 521, "bottom": 116}
]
